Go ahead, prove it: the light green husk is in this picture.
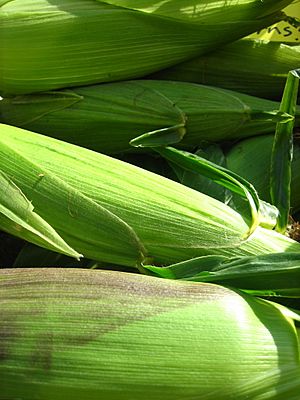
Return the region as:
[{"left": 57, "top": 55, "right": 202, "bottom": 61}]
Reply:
[
  {"left": 1, "top": 80, "right": 298, "bottom": 154},
  {"left": 226, "top": 135, "right": 300, "bottom": 213},
  {"left": 1, "top": 123, "right": 300, "bottom": 267},
  {"left": 149, "top": 40, "right": 300, "bottom": 100},
  {"left": 0, "top": 0, "right": 294, "bottom": 95},
  {"left": 0, "top": 268, "right": 299, "bottom": 400}
]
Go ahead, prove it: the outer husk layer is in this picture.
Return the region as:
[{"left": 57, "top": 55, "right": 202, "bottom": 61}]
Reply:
[
  {"left": 150, "top": 40, "right": 300, "bottom": 100},
  {"left": 1, "top": 123, "right": 300, "bottom": 266},
  {"left": 0, "top": 268, "right": 299, "bottom": 400},
  {"left": 1, "top": 81, "right": 298, "bottom": 154},
  {"left": 0, "top": 0, "right": 293, "bottom": 95}
]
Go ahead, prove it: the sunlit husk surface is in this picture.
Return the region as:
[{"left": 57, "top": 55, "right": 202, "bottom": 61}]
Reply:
[
  {"left": 0, "top": 268, "right": 299, "bottom": 400},
  {"left": 1, "top": 81, "right": 298, "bottom": 154},
  {"left": 0, "top": 0, "right": 293, "bottom": 95},
  {"left": 1, "top": 124, "right": 300, "bottom": 267}
]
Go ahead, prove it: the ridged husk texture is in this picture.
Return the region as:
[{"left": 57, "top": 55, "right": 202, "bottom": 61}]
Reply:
[
  {"left": 1, "top": 80, "right": 299, "bottom": 154},
  {"left": 150, "top": 40, "right": 300, "bottom": 100},
  {"left": 0, "top": 0, "right": 294, "bottom": 95},
  {"left": 1, "top": 124, "right": 300, "bottom": 267},
  {"left": 0, "top": 268, "right": 299, "bottom": 400}
]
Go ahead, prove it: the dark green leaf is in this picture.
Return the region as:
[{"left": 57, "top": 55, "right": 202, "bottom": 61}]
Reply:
[
  {"left": 271, "top": 69, "right": 300, "bottom": 233},
  {"left": 145, "top": 252, "right": 300, "bottom": 297}
]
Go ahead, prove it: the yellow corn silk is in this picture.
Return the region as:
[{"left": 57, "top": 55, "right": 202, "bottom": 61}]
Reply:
[{"left": 249, "top": 1, "right": 300, "bottom": 43}]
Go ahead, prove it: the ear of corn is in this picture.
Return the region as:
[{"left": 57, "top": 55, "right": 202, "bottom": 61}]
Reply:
[
  {"left": 149, "top": 40, "right": 300, "bottom": 100},
  {"left": 1, "top": 123, "right": 300, "bottom": 267},
  {"left": 0, "top": 0, "right": 294, "bottom": 95},
  {"left": 0, "top": 268, "right": 299, "bottom": 400},
  {"left": 226, "top": 135, "right": 300, "bottom": 213},
  {"left": 0, "top": 122, "right": 250, "bottom": 266},
  {"left": 0, "top": 125, "right": 300, "bottom": 266},
  {"left": 1, "top": 80, "right": 298, "bottom": 154}
]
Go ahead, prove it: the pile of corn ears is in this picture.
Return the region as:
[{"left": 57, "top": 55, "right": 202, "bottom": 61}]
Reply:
[{"left": 0, "top": 1, "right": 300, "bottom": 399}]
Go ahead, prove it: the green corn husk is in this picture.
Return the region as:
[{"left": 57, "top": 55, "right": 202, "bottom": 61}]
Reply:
[
  {"left": 226, "top": 135, "right": 300, "bottom": 214},
  {"left": 0, "top": 268, "right": 299, "bottom": 400},
  {"left": 1, "top": 123, "right": 300, "bottom": 268},
  {"left": 0, "top": 0, "right": 295, "bottom": 95},
  {"left": 1, "top": 80, "right": 299, "bottom": 155},
  {"left": 149, "top": 40, "right": 300, "bottom": 100}
]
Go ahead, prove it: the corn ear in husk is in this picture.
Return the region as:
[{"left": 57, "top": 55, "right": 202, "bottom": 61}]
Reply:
[
  {"left": 0, "top": 268, "right": 299, "bottom": 400},
  {"left": 0, "top": 80, "right": 298, "bottom": 154},
  {"left": 150, "top": 40, "right": 300, "bottom": 100},
  {"left": 0, "top": 0, "right": 294, "bottom": 95},
  {"left": 1, "top": 124, "right": 300, "bottom": 267}
]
